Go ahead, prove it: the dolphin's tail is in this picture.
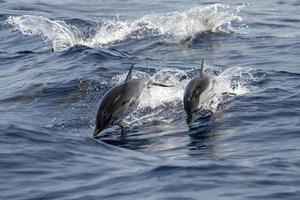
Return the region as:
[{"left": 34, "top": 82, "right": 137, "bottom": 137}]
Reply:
[
  {"left": 150, "top": 82, "right": 175, "bottom": 87},
  {"left": 222, "top": 92, "right": 236, "bottom": 96},
  {"left": 147, "top": 79, "right": 174, "bottom": 88}
]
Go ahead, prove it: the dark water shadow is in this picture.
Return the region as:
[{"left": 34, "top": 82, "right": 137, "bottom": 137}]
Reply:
[
  {"left": 95, "top": 99, "right": 227, "bottom": 156},
  {"left": 97, "top": 110, "right": 223, "bottom": 158},
  {"left": 187, "top": 113, "right": 222, "bottom": 157},
  {"left": 98, "top": 123, "right": 171, "bottom": 151}
]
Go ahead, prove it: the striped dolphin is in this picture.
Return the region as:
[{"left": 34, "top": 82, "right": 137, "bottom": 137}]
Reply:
[
  {"left": 183, "top": 60, "right": 211, "bottom": 125},
  {"left": 94, "top": 65, "right": 172, "bottom": 137}
]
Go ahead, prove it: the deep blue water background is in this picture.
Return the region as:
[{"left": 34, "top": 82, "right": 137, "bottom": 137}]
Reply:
[{"left": 1, "top": 0, "right": 300, "bottom": 199}]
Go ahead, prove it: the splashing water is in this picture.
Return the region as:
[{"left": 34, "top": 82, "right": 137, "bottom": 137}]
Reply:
[
  {"left": 200, "top": 66, "right": 257, "bottom": 112},
  {"left": 6, "top": 4, "right": 243, "bottom": 52},
  {"left": 141, "top": 4, "right": 243, "bottom": 38},
  {"left": 6, "top": 15, "right": 83, "bottom": 51},
  {"left": 110, "top": 66, "right": 257, "bottom": 126}
]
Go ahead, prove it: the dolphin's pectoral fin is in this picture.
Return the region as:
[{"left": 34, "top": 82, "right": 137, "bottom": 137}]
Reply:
[{"left": 117, "top": 121, "right": 129, "bottom": 133}]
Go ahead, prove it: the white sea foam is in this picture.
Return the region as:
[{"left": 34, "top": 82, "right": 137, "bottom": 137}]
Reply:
[
  {"left": 111, "top": 65, "right": 256, "bottom": 125},
  {"left": 6, "top": 4, "right": 243, "bottom": 51},
  {"left": 6, "top": 15, "right": 83, "bottom": 51}
]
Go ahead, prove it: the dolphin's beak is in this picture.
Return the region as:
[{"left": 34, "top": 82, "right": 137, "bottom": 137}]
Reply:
[
  {"left": 93, "top": 128, "right": 101, "bottom": 138},
  {"left": 186, "top": 116, "right": 192, "bottom": 125},
  {"left": 186, "top": 113, "right": 194, "bottom": 125}
]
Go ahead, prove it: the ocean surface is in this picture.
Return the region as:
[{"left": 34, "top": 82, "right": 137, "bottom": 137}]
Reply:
[{"left": 1, "top": 0, "right": 300, "bottom": 199}]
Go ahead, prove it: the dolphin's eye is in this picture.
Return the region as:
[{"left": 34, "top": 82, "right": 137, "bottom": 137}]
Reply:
[{"left": 103, "top": 109, "right": 107, "bottom": 115}]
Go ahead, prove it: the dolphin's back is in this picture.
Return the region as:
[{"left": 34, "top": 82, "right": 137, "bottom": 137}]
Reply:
[{"left": 121, "top": 79, "right": 147, "bottom": 103}]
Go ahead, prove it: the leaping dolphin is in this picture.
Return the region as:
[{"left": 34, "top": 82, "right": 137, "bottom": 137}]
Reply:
[
  {"left": 94, "top": 65, "right": 173, "bottom": 137},
  {"left": 183, "top": 60, "right": 211, "bottom": 125}
]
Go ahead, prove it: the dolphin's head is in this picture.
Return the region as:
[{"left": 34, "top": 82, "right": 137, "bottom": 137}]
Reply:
[
  {"left": 184, "top": 95, "right": 197, "bottom": 125},
  {"left": 186, "top": 111, "right": 195, "bottom": 125},
  {"left": 184, "top": 78, "right": 200, "bottom": 125},
  {"left": 94, "top": 107, "right": 112, "bottom": 138},
  {"left": 183, "top": 75, "right": 210, "bottom": 125}
]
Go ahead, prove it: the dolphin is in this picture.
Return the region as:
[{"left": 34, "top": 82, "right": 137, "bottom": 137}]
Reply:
[
  {"left": 94, "top": 65, "right": 172, "bottom": 137},
  {"left": 183, "top": 60, "right": 212, "bottom": 125}
]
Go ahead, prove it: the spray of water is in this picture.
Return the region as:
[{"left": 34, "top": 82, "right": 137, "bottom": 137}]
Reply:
[
  {"left": 111, "top": 66, "right": 257, "bottom": 125},
  {"left": 6, "top": 4, "right": 243, "bottom": 52}
]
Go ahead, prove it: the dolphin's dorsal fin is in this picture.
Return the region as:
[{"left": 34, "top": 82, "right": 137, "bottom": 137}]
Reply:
[
  {"left": 199, "top": 59, "right": 204, "bottom": 77},
  {"left": 125, "top": 64, "right": 134, "bottom": 83},
  {"left": 120, "top": 64, "right": 134, "bottom": 104}
]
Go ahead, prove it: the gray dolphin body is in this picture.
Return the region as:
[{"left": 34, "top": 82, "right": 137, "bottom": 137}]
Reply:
[
  {"left": 183, "top": 60, "right": 211, "bottom": 125},
  {"left": 94, "top": 65, "right": 172, "bottom": 137}
]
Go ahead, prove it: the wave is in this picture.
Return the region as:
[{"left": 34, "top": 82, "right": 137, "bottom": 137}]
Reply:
[
  {"left": 48, "top": 65, "right": 259, "bottom": 131},
  {"left": 6, "top": 15, "right": 82, "bottom": 52},
  {"left": 6, "top": 4, "right": 243, "bottom": 52}
]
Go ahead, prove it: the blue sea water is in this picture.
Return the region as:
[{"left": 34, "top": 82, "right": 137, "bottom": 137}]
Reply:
[{"left": 1, "top": 0, "right": 300, "bottom": 199}]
